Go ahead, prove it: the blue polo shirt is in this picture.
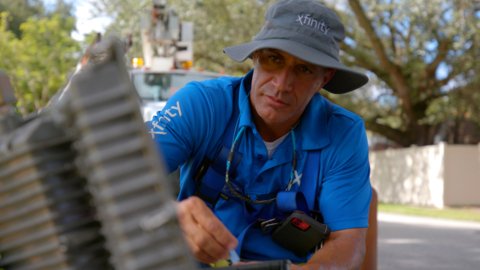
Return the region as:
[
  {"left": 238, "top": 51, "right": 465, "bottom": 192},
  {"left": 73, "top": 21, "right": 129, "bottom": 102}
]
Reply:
[{"left": 147, "top": 70, "right": 371, "bottom": 263}]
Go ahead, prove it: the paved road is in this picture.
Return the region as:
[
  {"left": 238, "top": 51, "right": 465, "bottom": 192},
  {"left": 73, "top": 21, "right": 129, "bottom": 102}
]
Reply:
[{"left": 378, "top": 212, "right": 480, "bottom": 270}]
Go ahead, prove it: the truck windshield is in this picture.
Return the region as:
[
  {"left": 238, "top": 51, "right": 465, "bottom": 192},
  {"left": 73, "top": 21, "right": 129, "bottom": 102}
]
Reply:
[{"left": 133, "top": 73, "right": 219, "bottom": 101}]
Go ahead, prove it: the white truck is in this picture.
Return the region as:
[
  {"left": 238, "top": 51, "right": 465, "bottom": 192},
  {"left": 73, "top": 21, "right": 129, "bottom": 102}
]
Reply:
[
  {"left": 133, "top": 0, "right": 224, "bottom": 121},
  {"left": 132, "top": 69, "right": 223, "bottom": 121}
]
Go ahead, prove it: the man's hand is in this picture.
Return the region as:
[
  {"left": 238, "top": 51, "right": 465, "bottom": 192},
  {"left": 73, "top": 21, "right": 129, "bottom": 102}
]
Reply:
[{"left": 175, "top": 196, "right": 238, "bottom": 263}]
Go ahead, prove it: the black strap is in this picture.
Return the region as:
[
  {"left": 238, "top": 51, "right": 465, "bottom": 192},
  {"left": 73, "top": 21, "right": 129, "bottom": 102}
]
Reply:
[{"left": 192, "top": 83, "right": 242, "bottom": 207}]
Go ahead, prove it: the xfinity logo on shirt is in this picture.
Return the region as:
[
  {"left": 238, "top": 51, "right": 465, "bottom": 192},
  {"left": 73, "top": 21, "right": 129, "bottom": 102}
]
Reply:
[
  {"left": 293, "top": 170, "right": 302, "bottom": 187},
  {"left": 149, "top": 101, "right": 182, "bottom": 138},
  {"left": 295, "top": 14, "right": 331, "bottom": 34}
]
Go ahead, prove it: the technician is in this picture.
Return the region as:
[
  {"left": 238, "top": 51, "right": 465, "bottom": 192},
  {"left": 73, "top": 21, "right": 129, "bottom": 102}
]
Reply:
[{"left": 147, "top": 0, "right": 372, "bottom": 269}]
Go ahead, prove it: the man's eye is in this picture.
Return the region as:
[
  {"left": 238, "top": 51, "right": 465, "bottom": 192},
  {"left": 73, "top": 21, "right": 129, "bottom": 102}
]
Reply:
[
  {"left": 300, "top": 66, "right": 312, "bottom": 74},
  {"left": 269, "top": 55, "right": 280, "bottom": 62}
]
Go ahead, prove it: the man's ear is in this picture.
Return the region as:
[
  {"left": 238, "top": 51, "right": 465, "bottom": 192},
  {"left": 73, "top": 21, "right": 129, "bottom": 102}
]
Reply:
[
  {"left": 252, "top": 51, "right": 259, "bottom": 65},
  {"left": 321, "top": 69, "right": 336, "bottom": 88}
]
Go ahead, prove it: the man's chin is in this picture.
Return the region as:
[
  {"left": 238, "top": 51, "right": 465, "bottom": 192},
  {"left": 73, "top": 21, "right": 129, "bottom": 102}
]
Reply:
[{"left": 258, "top": 113, "right": 291, "bottom": 124}]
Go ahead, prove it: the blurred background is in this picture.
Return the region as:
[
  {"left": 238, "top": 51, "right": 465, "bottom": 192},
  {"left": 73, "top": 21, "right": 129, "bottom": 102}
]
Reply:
[
  {"left": 1, "top": 0, "right": 479, "bottom": 269},
  {"left": 2, "top": 0, "right": 480, "bottom": 144}
]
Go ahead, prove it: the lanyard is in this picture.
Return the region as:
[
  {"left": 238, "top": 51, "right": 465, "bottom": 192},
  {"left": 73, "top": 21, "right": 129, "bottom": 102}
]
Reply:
[{"left": 225, "top": 125, "right": 298, "bottom": 204}]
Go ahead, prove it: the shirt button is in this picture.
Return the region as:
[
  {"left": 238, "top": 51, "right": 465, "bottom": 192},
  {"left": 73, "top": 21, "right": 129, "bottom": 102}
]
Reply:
[
  {"left": 257, "top": 154, "right": 263, "bottom": 159},
  {"left": 257, "top": 177, "right": 263, "bottom": 183}
]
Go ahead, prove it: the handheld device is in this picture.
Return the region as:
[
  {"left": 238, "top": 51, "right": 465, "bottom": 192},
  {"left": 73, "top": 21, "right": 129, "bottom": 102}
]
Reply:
[{"left": 269, "top": 210, "right": 331, "bottom": 257}]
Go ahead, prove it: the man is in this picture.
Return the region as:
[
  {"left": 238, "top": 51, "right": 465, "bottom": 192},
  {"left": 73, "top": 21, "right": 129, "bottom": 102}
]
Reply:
[{"left": 148, "top": 0, "right": 371, "bottom": 269}]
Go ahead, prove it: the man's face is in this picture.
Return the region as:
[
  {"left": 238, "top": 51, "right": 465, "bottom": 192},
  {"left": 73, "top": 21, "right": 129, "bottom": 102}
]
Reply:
[{"left": 250, "top": 49, "right": 335, "bottom": 128}]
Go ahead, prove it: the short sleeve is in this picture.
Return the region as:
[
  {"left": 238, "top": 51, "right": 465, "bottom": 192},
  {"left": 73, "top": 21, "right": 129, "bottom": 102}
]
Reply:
[
  {"left": 146, "top": 80, "right": 232, "bottom": 172},
  {"left": 318, "top": 118, "right": 371, "bottom": 231},
  {"left": 145, "top": 82, "right": 226, "bottom": 173}
]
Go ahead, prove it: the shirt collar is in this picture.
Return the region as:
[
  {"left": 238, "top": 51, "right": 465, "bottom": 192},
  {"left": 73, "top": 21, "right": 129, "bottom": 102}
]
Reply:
[{"left": 237, "top": 69, "right": 331, "bottom": 150}]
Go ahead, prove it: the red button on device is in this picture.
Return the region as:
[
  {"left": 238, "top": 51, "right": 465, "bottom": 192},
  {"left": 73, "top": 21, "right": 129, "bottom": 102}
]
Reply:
[{"left": 291, "top": 218, "right": 310, "bottom": 230}]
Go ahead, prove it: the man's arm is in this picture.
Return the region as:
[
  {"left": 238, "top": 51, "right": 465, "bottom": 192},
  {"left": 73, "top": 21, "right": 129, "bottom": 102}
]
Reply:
[
  {"left": 147, "top": 82, "right": 232, "bottom": 174},
  {"left": 234, "top": 228, "right": 367, "bottom": 270},
  {"left": 297, "top": 116, "right": 370, "bottom": 269},
  {"left": 297, "top": 228, "right": 367, "bottom": 270}
]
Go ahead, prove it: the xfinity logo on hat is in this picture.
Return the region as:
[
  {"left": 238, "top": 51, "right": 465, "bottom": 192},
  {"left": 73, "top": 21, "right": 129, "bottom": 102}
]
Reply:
[{"left": 295, "top": 14, "right": 331, "bottom": 34}]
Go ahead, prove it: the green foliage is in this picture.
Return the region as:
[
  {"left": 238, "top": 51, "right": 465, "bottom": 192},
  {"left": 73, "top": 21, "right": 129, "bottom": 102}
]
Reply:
[
  {"left": 378, "top": 203, "right": 480, "bottom": 222},
  {"left": 45, "top": 0, "right": 74, "bottom": 19},
  {"left": 90, "top": 0, "right": 276, "bottom": 75},
  {"left": 167, "top": 0, "right": 277, "bottom": 75},
  {"left": 325, "top": 0, "right": 480, "bottom": 145},
  {"left": 89, "top": 0, "right": 151, "bottom": 60},
  {"left": 0, "top": 0, "right": 44, "bottom": 38},
  {"left": 0, "top": 12, "right": 80, "bottom": 115}
]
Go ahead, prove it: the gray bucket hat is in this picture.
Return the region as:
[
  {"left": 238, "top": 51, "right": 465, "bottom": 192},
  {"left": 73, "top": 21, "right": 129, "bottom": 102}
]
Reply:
[{"left": 223, "top": 0, "right": 368, "bottom": 94}]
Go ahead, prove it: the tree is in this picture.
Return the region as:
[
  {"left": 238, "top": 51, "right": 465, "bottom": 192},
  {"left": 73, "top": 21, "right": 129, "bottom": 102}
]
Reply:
[
  {"left": 89, "top": 0, "right": 150, "bottom": 61},
  {"left": 167, "top": 0, "right": 277, "bottom": 75},
  {"left": 0, "top": 0, "right": 44, "bottom": 38},
  {"left": 323, "top": 0, "right": 480, "bottom": 146},
  {"left": 0, "top": 12, "right": 80, "bottom": 115},
  {"left": 0, "top": 12, "right": 26, "bottom": 115},
  {"left": 90, "top": 0, "right": 277, "bottom": 75},
  {"left": 45, "top": 0, "right": 74, "bottom": 19}
]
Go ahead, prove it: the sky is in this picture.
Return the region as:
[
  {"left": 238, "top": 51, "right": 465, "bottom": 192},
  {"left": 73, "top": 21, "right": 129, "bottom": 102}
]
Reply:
[{"left": 43, "top": 0, "right": 112, "bottom": 41}]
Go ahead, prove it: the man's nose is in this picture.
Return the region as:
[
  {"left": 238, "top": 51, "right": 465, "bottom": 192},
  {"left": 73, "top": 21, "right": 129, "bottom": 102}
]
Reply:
[{"left": 271, "top": 68, "right": 294, "bottom": 93}]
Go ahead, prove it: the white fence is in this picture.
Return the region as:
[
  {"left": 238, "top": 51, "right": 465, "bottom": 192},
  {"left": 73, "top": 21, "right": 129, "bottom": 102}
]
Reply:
[{"left": 369, "top": 142, "right": 480, "bottom": 208}]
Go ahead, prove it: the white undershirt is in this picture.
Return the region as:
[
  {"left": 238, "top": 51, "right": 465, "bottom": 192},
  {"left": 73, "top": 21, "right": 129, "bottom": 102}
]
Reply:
[{"left": 264, "top": 132, "right": 290, "bottom": 158}]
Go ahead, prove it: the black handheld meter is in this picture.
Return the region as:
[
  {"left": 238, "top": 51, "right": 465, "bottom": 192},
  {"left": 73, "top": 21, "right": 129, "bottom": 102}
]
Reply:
[{"left": 269, "top": 210, "right": 331, "bottom": 257}]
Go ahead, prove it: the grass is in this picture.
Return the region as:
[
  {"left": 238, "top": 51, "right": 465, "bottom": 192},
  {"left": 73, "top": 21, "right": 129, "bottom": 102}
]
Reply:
[{"left": 378, "top": 203, "right": 480, "bottom": 222}]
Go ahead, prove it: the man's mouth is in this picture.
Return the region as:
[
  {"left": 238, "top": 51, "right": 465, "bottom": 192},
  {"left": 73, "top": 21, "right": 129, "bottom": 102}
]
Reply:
[{"left": 265, "top": 95, "right": 288, "bottom": 107}]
